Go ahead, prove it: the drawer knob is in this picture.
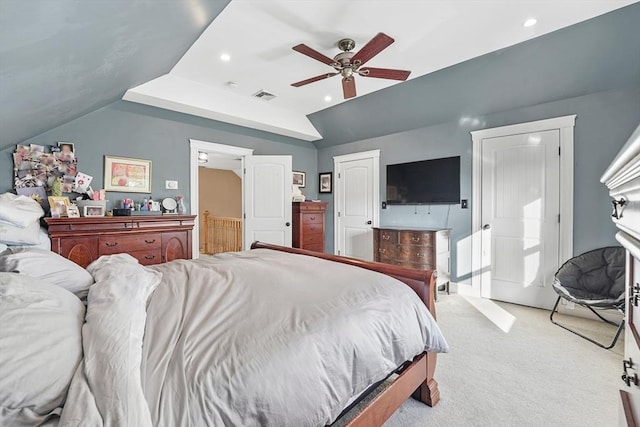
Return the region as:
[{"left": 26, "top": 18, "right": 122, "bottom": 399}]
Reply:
[
  {"left": 622, "top": 372, "right": 638, "bottom": 387},
  {"left": 105, "top": 242, "right": 118, "bottom": 247},
  {"left": 411, "top": 237, "right": 420, "bottom": 242},
  {"left": 611, "top": 198, "right": 626, "bottom": 219},
  {"left": 309, "top": 216, "right": 315, "bottom": 220},
  {"left": 144, "top": 255, "right": 155, "bottom": 260},
  {"left": 145, "top": 239, "right": 156, "bottom": 244},
  {"left": 382, "top": 234, "right": 390, "bottom": 240},
  {"left": 416, "top": 252, "right": 424, "bottom": 258},
  {"left": 67, "top": 224, "right": 74, "bottom": 231},
  {"left": 378, "top": 248, "right": 386, "bottom": 254}
]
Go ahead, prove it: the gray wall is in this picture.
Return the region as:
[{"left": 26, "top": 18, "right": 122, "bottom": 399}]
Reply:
[
  {"left": 318, "top": 87, "right": 640, "bottom": 284},
  {"left": 0, "top": 100, "right": 319, "bottom": 209}
]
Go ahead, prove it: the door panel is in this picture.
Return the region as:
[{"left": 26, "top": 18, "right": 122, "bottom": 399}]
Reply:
[
  {"left": 336, "top": 157, "right": 375, "bottom": 260},
  {"left": 481, "top": 129, "right": 560, "bottom": 308},
  {"left": 244, "top": 155, "right": 292, "bottom": 248}
]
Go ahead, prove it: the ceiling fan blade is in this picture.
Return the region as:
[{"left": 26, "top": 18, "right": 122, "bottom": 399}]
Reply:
[
  {"left": 359, "top": 67, "right": 411, "bottom": 81},
  {"left": 342, "top": 77, "right": 356, "bottom": 99},
  {"left": 351, "top": 33, "right": 395, "bottom": 66},
  {"left": 291, "top": 72, "right": 338, "bottom": 87},
  {"left": 292, "top": 44, "right": 337, "bottom": 66}
]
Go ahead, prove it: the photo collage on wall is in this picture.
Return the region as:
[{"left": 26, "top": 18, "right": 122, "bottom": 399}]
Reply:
[{"left": 13, "top": 142, "right": 78, "bottom": 191}]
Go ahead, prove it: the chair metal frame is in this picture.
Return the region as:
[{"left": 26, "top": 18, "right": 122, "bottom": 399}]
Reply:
[{"left": 549, "top": 296, "right": 625, "bottom": 349}]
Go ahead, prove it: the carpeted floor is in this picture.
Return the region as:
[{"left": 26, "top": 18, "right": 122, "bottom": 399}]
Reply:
[{"left": 383, "top": 294, "right": 623, "bottom": 427}]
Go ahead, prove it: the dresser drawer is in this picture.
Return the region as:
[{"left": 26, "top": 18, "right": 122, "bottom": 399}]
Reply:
[
  {"left": 303, "top": 222, "right": 324, "bottom": 234},
  {"left": 397, "top": 245, "right": 435, "bottom": 264},
  {"left": 398, "top": 231, "right": 433, "bottom": 246},
  {"left": 130, "top": 249, "right": 162, "bottom": 265},
  {"left": 377, "top": 242, "right": 399, "bottom": 260},
  {"left": 99, "top": 233, "right": 162, "bottom": 255},
  {"left": 302, "top": 232, "right": 323, "bottom": 246},
  {"left": 304, "top": 243, "right": 324, "bottom": 253},
  {"left": 379, "top": 230, "right": 398, "bottom": 243},
  {"left": 302, "top": 213, "right": 323, "bottom": 224},
  {"left": 397, "top": 260, "right": 435, "bottom": 271}
]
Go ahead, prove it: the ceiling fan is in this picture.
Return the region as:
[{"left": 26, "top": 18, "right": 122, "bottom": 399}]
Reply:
[{"left": 291, "top": 32, "right": 411, "bottom": 99}]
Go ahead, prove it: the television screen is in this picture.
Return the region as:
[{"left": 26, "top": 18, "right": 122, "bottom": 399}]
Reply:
[{"left": 386, "top": 156, "right": 460, "bottom": 205}]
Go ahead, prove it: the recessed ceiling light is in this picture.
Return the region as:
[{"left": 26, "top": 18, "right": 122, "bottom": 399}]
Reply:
[
  {"left": 324, "top": 95, "right": 332, "bottom": 102},
  {"left": 220, "top": 53, "right": 231, "bottom": 62},
  {"left": 523, "top": 18, "right": 537, "bottom": 27}
]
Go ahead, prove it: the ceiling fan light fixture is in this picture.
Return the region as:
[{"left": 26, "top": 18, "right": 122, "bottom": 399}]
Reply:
[{"left": 291, "top": 32, "right": 410, "bottom": 100}]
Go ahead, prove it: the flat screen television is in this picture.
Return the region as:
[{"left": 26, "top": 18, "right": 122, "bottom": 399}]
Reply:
[{"left": 386, "top": 156, "right": 460, "bottom": 205}]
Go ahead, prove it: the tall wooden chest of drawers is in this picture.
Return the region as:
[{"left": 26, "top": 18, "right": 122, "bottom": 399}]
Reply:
[
  {"left": 374, "top": 227, "right": 451, "bottom": 292},
  {"left": 600, "top": 123, "right": 640, "bottom": 424},
  {"left": 292, "top": 201, "right": 327, "bottom": 253},
  {"left": 45, "top": 215, "right": 196, "bottom": 268}
]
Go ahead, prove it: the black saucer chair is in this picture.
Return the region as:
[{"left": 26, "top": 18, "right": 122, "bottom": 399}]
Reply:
[{"left": 550, "top": 246, "right": 626, "bottom": 349}]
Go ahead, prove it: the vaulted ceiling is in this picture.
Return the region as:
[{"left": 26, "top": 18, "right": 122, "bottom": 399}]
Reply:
[{"left": 1, "top": 0, "right": 638, "bottom": 151}]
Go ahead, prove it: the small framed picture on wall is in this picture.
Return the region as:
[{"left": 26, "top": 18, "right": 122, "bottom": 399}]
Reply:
[
  {"left": 319, "top": 172, "right": 332, "bottom": 193},
  {"left": 292, "top": 171, "right": 306, "bottom": 188}
]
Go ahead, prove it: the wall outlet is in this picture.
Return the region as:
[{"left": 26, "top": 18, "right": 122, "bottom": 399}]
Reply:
[
  {"left": 165, "top": 180, "right": 178, "bottom": 190},
  {"left": 461, "top": 199, "right": 468, "bottom": 209}
]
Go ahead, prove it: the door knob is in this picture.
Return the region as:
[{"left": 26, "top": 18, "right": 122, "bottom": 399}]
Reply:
[
  {"left": 285, "top": 222, "right": 291, "bottom": 227},
  {"left": 366, "top": 220, "right": 372, "bottom": 225},
  {"left": 482, "top": 224, "right": 491, "bottom": 230}
]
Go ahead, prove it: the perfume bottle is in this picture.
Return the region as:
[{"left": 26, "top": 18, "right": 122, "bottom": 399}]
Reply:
[{"left": 176, "top": 195, "right": 186, "bottom": 214}]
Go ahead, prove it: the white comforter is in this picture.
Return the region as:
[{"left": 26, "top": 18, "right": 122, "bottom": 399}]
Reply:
[{"left": 60, "top": 249, "right": 448, "bottom": 427}]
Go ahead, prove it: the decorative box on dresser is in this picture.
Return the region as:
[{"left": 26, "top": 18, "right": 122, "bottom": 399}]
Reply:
[
  {"left": 373, "top": 227, "right": 451, "bottom": 293},
  {"left": 45, "top": 215, "right": 196, "bottom": 268},
  {"left": 601, "top": 124, "right": 640, "bottom": 426},
  {"left": 292, "top": 201, "right": 327, "bottom": 253}
]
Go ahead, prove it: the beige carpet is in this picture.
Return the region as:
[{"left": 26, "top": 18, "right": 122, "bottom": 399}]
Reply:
[{"left": 383, "top": 294, "right": 623, "bottom": 427}]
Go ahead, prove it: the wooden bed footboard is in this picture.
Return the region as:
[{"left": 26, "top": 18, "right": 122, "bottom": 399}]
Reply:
[{"left": 250, "top": 242, "right": 441, "bottom": 425}]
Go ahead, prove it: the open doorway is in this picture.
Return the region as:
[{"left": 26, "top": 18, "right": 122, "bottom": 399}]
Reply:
[
  {"left": 189, "top": 139, "right": 253, "bottom": 258},
  {"left": 198, "top": 156, "right": 242, "bottom": 255},
  {"left": 189, "top": 139, "right": 293, "bottom": 258}
]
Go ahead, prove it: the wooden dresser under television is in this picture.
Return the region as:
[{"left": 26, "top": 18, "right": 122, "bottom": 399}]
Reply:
[
  {"left": 45, "top": 215, "right": 196, "bottom": 268},
  {"left": 292, "top": 201, "right": 327, "bottom": 253},
  {"left": 374, "top": 227, "right": 451, "bottom": 293}
]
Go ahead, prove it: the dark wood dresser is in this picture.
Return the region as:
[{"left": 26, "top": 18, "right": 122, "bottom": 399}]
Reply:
[
  {"left": 374, "top": 227, "right": 450, "bottom": 292},
  {"left": 292, "top": 201, "right": 327, "bottom": 253},
  {"left": 601, "top": 124, "right": 640, "bottom": 425},
  {"left": 45, "top": 215, "right": 196, "bottom": 268}
]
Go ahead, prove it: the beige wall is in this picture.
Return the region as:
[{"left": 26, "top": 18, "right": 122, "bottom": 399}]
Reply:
[{"left": 198, "top": 168, "right": 242, "bottom": 246}]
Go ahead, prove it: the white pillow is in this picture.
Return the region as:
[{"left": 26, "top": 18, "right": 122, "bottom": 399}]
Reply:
[
  {"left": 0, "top": 272, "right": 85, "bottom": 426},
  {"left": 0, "top": 193, "right": 44, "bottom": 228},
  {"left": 0, "top": 220, "right": 41, "bottom": 245},
  {"left": 0, "top": 248, "right": 94, "bottom": 298}
]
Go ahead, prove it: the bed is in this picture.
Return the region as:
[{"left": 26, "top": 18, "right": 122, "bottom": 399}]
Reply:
[{"left": 0, "top": 241, "right": 448, "bottom": 427}]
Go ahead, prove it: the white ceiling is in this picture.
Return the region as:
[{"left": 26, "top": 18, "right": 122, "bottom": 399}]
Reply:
[{"left": 123, "top": 0, "right": 637, "bottom": 142}]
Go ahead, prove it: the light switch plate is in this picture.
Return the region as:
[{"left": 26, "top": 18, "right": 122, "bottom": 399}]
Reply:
[{"left": 165, "top": 180, "right": 178, "bottom": 190}]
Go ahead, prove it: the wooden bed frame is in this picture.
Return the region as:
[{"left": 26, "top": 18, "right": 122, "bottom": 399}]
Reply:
[{"left": 251, "top": 242, "right": 441, "bottom": 426}]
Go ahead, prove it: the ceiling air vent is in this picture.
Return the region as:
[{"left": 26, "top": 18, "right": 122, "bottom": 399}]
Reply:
[{"left": 252, "top": 90, "right": 276, "bottom": 101}]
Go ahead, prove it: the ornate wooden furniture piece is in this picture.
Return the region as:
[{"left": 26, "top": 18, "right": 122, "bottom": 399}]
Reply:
[
  {"left": 600, "top": 124, "right": 640, "bottom": 425},
  {"left": 292, "top": 201, "right": 327, "bottom": 253},
  {"left": 45, "top": 215, "right": 196, "bottom": 268},
  {"left": 251, "top": 241, "right": 440, "bottom": 426},
  {"left": 374, "top": 227, "right": 451, "bottom": 293}
]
